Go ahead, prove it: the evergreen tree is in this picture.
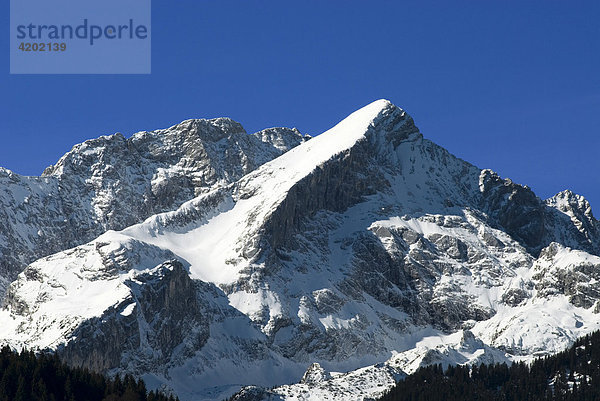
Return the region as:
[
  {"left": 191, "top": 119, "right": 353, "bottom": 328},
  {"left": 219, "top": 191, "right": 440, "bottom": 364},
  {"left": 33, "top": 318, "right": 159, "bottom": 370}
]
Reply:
[
  {"left": 0, "top": 347, "right": 176, "bottom": 401},
  {"left": 378, "top": 328, "right": 600, "bottom": 401}
]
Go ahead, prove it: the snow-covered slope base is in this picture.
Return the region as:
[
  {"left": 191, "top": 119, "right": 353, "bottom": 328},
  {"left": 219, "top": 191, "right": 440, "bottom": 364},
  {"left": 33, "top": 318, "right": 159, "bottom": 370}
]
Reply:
[{"left": 0, "top": 100, "right": 599, "bottom": 401}]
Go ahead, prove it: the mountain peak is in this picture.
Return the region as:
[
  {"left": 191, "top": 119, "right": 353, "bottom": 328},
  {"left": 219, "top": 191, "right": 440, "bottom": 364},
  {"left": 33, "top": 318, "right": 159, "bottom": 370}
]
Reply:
[
  {"left": 548, "top": 189, "right": 596, "bottom": 224},
  {"left": 152, "top": 117, "right": 247, "bottom": 143},
  {"left": 276, "top": 99, "right": 418, "bottom": 167}
]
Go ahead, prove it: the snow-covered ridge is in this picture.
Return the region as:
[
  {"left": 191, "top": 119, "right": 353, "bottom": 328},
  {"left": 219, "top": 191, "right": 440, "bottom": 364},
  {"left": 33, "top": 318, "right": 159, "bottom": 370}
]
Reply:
[
  {"left": 0, "top": 117, "right": 307, "bottom": 296},
  {"left": 0, "top": 100, "right": 599, "bottom": 401},
  {"left": 123, "top": 99, "right": 417, "bottom": 286}
]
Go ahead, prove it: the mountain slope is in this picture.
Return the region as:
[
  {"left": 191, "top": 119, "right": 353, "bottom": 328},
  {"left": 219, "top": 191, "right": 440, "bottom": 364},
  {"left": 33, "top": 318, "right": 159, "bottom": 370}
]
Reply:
[
  {"left": 0, "top": 120, "right": 306, "bottom": 294},
  {"left": 0, "top": 100, "right": 598, "bottom": 401}
]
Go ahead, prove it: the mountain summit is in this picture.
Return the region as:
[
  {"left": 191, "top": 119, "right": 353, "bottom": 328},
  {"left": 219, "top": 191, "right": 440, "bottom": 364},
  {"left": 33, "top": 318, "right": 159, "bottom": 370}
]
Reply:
[{"left": 0, "top": 100, "right": 598, "bottom": 401}]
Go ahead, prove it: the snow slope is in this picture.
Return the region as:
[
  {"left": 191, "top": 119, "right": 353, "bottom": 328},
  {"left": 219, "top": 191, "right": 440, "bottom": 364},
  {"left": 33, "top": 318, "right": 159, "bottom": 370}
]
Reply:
[{"left": 0, "top": 119, "right": 306, "bottom": 296}]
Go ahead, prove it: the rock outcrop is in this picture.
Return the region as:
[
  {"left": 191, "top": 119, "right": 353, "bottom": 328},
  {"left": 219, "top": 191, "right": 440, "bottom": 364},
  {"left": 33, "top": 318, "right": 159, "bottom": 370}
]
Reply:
[{"left": 58, "top": 260, "right": 208, "bottom": 373}]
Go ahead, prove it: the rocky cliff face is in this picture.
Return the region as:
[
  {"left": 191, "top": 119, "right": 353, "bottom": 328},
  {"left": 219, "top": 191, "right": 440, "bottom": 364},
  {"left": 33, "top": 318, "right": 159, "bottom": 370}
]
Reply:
[
  {"left": 57, "top": 260, "right": 208, "bottom": 373},
  {"left": 0, "top": 120, "right": 306, "bottom": 295},
  {"left": 0, "top": 100, "right": 598, "bottom": 401},
  {"left": 479, "top": 170, "right": 600, "bottom": 256}
]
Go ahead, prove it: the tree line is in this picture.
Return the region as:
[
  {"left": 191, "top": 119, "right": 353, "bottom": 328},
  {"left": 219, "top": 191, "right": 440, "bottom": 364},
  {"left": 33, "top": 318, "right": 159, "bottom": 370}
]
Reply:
[
  {"left": 0, "top": 346, "right": 177, "bottom": 401},
  {"left": 379, "top": 330, "right": 600, "bottom": 401}
]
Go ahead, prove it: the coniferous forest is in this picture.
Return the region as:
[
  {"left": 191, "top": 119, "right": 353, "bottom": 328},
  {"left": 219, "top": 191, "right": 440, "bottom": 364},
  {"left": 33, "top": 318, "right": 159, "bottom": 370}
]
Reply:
[
  {"left": 7, "top": 331, "right": 600, "bottom": 401},
  {"left": 0, "top": 346, "right": 177, "bottom": 401},
  {"left": 379, "top": 330, "right": 600, "bottom": 401}
]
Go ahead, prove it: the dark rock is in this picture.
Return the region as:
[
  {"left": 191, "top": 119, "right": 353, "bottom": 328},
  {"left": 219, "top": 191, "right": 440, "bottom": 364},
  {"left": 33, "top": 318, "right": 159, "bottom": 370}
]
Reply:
[{"left": 57, "top": 260, "right": 208, "bottom": 373}]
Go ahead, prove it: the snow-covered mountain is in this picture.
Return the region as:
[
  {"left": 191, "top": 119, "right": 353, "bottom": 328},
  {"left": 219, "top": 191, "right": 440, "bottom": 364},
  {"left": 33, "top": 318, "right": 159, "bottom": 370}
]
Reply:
[
  {"left": 0, "top": 119, "right": 306, "bottom": 294},
  {"left": 0, "top": 100, "right": 598, "bottom": 401}
]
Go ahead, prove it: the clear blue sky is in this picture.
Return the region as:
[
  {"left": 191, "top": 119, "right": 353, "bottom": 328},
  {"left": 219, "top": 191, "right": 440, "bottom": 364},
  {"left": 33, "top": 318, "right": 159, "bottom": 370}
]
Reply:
[{"left": 1, "top": 1, "right": 599, "bottom": 210}]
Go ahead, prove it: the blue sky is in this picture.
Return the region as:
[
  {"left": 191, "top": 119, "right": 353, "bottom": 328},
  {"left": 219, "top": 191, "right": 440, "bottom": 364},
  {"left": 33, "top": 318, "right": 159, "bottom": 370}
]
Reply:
[{"left": 1, "top": 1, "right": 599, "bottom": 209}]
